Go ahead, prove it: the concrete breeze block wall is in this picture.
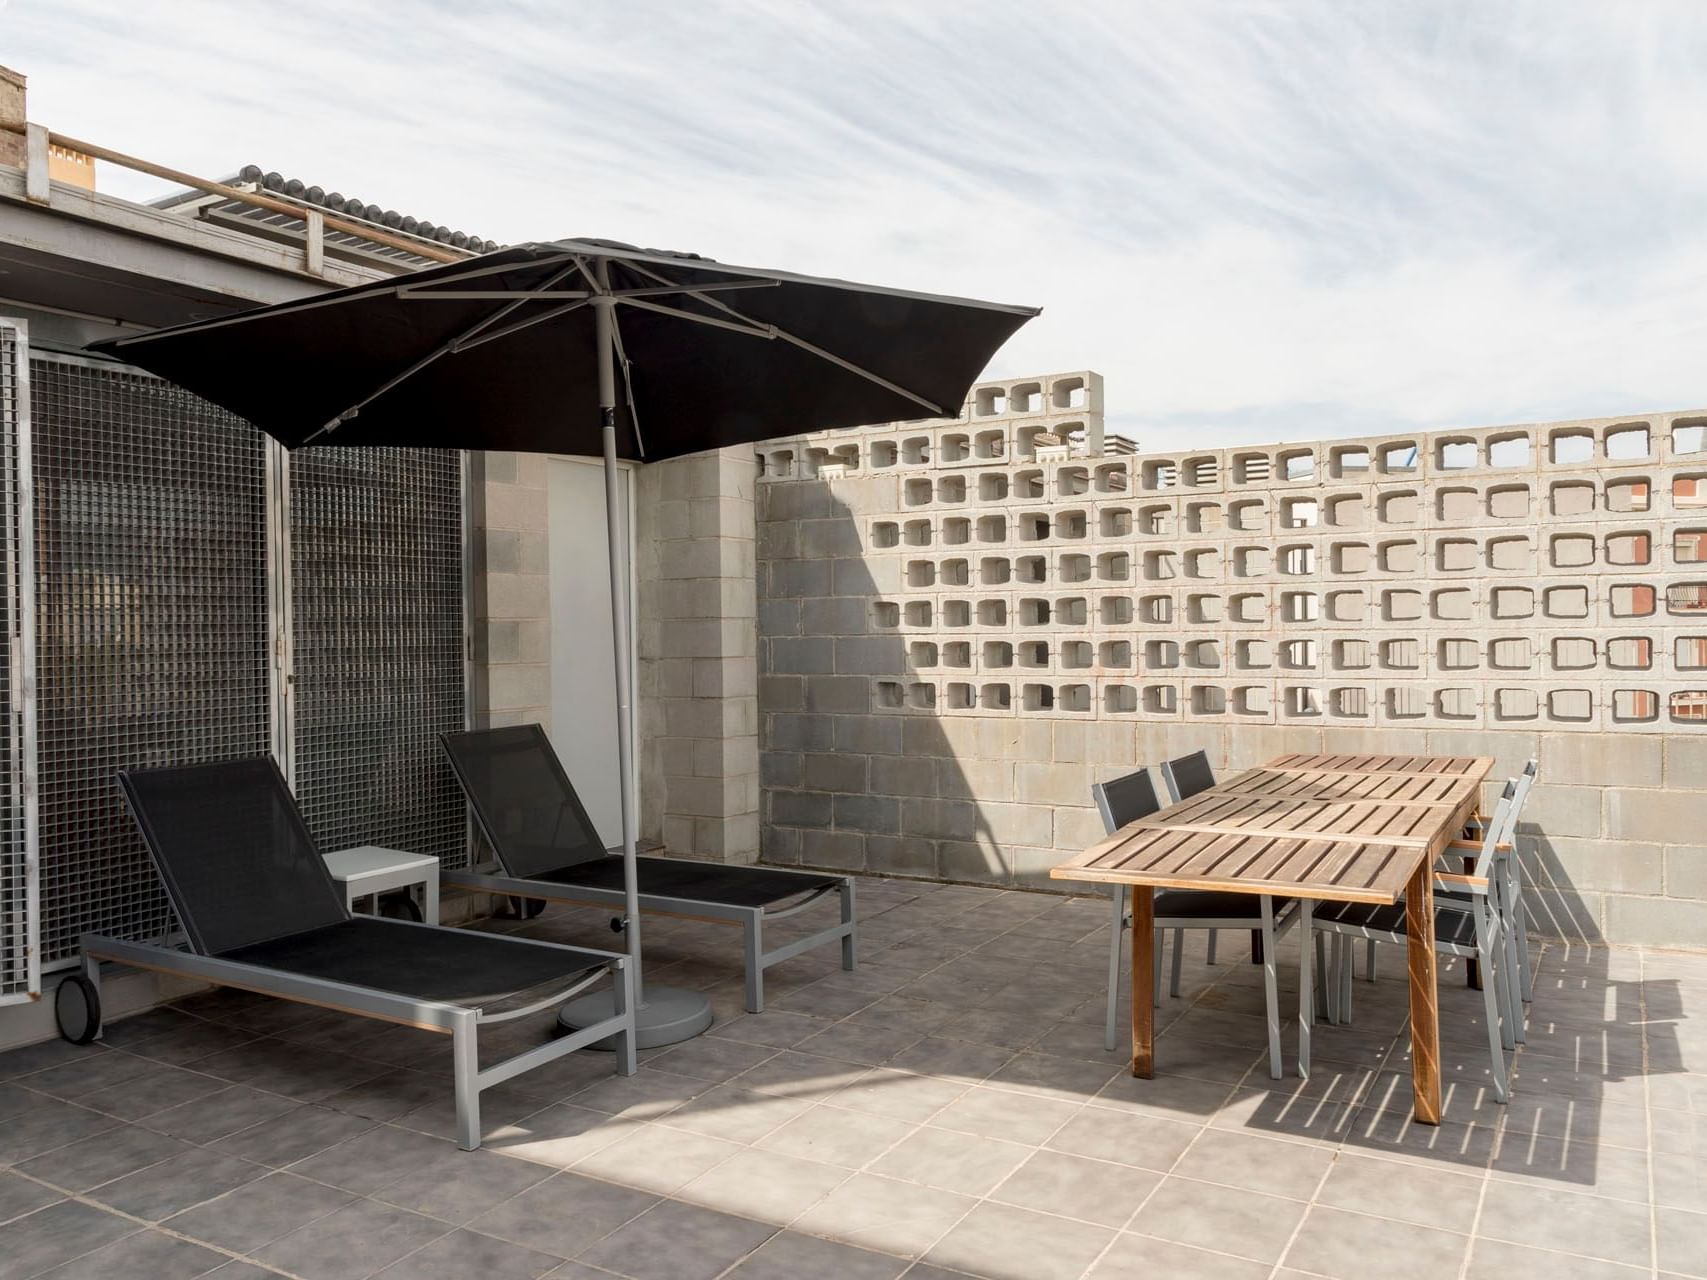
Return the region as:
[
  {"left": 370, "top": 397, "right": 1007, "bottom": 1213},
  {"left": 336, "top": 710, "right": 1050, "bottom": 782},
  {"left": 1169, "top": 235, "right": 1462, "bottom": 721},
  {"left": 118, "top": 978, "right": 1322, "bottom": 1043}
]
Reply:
[
  {"left": 755, "top": 373, "right": 1707, "bottom": 948},
  {"left": 637, "top": 446, "right": 762, "bottom": 860},
  {"left": 468, "top": 450, "right": 552, "bottom": 729}
]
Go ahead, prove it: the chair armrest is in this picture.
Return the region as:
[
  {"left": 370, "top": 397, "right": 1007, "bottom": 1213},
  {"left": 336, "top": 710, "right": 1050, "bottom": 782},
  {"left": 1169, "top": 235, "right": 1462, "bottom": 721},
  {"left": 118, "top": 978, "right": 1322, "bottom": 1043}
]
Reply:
[
  {"left": 1445, "top": 839, "right": 1512, "bottom": 855},
  {"left": 1436, "top": 872, "right": 1489, "bottom": 891}
]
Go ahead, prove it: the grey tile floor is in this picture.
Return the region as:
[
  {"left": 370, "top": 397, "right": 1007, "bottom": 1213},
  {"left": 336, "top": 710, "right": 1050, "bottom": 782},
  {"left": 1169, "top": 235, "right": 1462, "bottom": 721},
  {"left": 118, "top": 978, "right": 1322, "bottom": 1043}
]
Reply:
[{"left": 0, "top": 876, "right": 1702, "bottom": 1279}]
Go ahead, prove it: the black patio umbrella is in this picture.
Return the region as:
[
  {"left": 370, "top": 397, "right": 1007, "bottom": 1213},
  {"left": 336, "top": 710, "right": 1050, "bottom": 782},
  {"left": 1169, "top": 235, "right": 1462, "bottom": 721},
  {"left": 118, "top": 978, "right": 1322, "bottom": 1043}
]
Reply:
[{"left": 94, "top": 237, "right": 1038, "bottom": 1044}]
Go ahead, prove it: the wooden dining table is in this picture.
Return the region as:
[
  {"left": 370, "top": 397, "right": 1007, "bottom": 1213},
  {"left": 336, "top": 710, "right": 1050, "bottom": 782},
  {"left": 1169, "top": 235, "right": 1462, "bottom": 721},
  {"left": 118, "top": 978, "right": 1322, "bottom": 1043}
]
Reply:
[{"left": 1053, "top": 752, "right": 1494, "bottom": 1125}]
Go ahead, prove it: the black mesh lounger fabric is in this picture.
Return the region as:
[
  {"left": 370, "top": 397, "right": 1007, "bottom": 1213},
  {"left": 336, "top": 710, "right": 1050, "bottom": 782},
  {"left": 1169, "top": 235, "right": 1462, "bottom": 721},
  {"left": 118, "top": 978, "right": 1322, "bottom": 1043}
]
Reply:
[
  {"left": 441, "top": 725, "right": 609, "bottom": 879},
  {"left": 119, "top": 758, "right": 350, "bottom": 955},
  {"left": 540, "top": 855, "right": 838, "bottom": 910},
  {"left": 223, "top": 918, "right": 605, "bottom": 1004},
  {"left": 443, "top": 725, "right": 840, "bottom": 907}
]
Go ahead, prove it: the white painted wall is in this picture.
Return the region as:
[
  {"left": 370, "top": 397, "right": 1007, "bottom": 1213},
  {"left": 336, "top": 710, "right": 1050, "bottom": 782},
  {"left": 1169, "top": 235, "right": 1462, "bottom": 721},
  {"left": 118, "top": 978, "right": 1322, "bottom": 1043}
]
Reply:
[{"left": 547, "top": 457, "right": 634, "bottom": 848}]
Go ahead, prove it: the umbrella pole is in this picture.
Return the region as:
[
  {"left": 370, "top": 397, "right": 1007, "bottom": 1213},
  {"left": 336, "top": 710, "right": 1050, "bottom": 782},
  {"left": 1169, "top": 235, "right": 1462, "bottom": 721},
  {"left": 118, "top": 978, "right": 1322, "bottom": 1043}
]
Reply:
[{"left": 558, "top": 294, "right": 713, "bottom": 1049}]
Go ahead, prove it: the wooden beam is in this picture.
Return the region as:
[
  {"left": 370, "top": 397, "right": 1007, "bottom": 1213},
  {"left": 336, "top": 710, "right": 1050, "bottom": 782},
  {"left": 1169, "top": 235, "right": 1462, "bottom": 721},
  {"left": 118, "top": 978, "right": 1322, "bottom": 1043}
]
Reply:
[{"left": 30, "top": 128, "right": 468, "bottom": 264}]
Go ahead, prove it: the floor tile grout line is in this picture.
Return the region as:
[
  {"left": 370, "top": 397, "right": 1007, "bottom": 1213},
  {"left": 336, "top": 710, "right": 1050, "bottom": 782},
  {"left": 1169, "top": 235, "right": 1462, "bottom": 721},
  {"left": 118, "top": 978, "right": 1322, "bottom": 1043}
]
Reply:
[
  {"left": 4, "top": 1163, "right": 320, "bottom": 1280},
  {"left": 1078, "top": 933, "right": 1301, "bottom": 1279},
  {"left": 8, "top": 882, "right": 1696, "bottom": 1280}
]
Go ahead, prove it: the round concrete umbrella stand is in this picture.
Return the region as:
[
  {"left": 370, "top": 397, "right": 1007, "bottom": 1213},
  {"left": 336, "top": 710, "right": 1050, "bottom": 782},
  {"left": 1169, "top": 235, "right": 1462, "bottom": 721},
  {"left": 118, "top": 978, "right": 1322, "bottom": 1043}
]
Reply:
[{"left": 557, "top": 986, "right": 714, "bottom": 1048}]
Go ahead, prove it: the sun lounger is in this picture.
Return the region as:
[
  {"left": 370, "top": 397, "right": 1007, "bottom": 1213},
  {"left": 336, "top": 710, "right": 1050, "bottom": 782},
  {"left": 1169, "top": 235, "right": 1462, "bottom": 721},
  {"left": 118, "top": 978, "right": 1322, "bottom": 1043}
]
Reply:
[
  {"left": 440, "top": 725, "right": 856, "bottom": 1013},
  {"left": 62, "top": 758, "right": 634, "bottom": 1150}
]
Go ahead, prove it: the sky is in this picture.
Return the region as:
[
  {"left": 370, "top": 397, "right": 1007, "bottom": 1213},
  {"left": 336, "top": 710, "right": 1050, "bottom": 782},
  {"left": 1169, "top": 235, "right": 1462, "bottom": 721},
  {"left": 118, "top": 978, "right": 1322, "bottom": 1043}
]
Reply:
[{"left": 8, "top": 0, "right": 1707, "bottom": 452}]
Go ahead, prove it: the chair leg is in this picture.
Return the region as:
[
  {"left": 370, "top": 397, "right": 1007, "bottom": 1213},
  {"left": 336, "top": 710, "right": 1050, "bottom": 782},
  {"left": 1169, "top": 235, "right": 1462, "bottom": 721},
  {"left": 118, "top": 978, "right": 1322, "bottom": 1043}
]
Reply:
[
  {"left": 1339, "top": 936, "right": 1355, "bottom": 1024},
  {"left": 613, "top": 959, "right": 637, "bottom": 1076},
  {"left": 840, "top": 879, "right": 858, "bottom": 972},
  {"left": 743, "top": 913, "right": 765, "bottom": 1014},
  {"left": 1364, "top": 938, "right": 1377, "bottom": 983},
  {"left": 1321, "top": 934, "right": 1337, "bottom": 1025},
  {"left": 1250, "top": 928, "right": 1263, "bottom": 964},
  {"left": 1105, "top": 885, "right": 1126, "bottom": 1053},
  {"left": 1297, "top": 901, "right": 1314, "bottom": 1079},
  {"left": 1497, "top": 880, "right": 1525, "bottom": 1043},
  {"left": 1169, "top": 927, "right": 1185, "bottom": 999},
  {"left": 1488, "top": 921, "right": 1515, "bottom": 1051},
  {"left": 1260, "top": 899, "right": 1282, "bottom": 1079},
  {"left": 1314, "top": 931, "right": 1329, "bottom": 1023},
  {"left": 1153, "top": 929, "right": 1164, "bottom": 1006},
  {"left": 1477, "top": 916, "right": 1511, "bottom": 1102},
  {"left": 1206, "top": 929, "right": 1218, "bottom": 966},
  {"left": 452, "top": 1010, "right": 482, "bottom": 1151}
]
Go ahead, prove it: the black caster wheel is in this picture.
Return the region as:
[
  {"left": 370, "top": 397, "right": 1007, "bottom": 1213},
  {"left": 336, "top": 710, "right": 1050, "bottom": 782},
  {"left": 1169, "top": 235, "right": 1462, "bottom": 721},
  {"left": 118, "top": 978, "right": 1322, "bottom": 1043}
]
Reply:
[
  {"left": 507, "top": 896, "right": 547, "bottom": 919},
  {"left": 55, "top": 974, "right": 101, "bottom": 1045},
  {"left": 379, "top": 893, "right": 423, "bottom": 923}
]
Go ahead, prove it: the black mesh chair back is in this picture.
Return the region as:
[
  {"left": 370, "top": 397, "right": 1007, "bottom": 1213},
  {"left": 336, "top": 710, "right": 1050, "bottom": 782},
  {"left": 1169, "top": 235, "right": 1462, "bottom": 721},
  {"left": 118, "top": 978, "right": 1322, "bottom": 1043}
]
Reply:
[
  {"left": 1093, "top": 767, "right": 1163, "bottom": 836},
  {"left": 441, "top": 725, "right": 607, "bottom": 879},
  {"left": 1162, "top": 750, "right": 1216, "bottom": 803},
  {"left": 118, "top": 758, "right": 349, "bottom": 957}
]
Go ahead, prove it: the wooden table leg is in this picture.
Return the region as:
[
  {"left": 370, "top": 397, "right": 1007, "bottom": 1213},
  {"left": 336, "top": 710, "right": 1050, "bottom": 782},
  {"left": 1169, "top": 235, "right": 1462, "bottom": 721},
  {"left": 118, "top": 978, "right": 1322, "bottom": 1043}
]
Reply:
[
  {"left": 1130, "top": 884, "right": 1154, "bottom": 1078},
  {"left": 1405, "top": 860, "right": 1441, "bottom": 1125}
]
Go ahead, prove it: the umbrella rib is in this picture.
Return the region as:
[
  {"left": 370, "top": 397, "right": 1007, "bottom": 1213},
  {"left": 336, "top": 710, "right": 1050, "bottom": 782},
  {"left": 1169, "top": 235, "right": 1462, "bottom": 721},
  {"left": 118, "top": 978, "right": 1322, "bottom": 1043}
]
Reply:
[
  {"left": 451, "top": 299, "right": 591, "bottom": 354},
  {"left": 305, "top": 261, "right": 584, "bottom": 443},
  {"left": 617, "top": 296, "right": 776, "bottom": 339},
  {"left": 397, "top": 289, "right": 594, "bottom": 301},
  {"left": 622, "top": 262, "right": 953, "bottom": 416},
  {"left": 608, "top": 304, "right": 646, "bottom": 459}
]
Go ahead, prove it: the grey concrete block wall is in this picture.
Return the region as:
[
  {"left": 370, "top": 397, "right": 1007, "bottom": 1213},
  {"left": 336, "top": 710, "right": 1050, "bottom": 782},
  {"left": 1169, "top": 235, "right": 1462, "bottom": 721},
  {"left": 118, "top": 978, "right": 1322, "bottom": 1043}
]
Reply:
[
  {"left": 636, "top": 446, "right": 762, "bottom": 862},
  {"left": 756, "top": 376, "right": 1707, "bottom": 948},
  {"left": 468, "top": 450, "right": 553, "bottom": 730}
]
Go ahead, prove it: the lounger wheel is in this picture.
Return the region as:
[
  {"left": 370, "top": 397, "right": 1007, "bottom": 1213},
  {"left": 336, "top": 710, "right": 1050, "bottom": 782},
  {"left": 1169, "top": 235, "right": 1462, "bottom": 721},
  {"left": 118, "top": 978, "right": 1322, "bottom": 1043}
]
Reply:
[
  {"left": 507, "top": 896, "right": 547, "bottom": 919},
  {"left": 379, "top": 893, "right": 423, "bottom": 923},
  {"left": 55, "top": 974, "right": 101, "bottom": 1045}
]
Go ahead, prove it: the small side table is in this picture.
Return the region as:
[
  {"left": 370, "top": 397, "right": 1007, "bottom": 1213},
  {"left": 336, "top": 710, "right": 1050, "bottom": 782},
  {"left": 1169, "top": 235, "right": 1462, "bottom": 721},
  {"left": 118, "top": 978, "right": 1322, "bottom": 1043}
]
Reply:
[{"left": 324, "top": 845, "right": 440, "bottom": 925}]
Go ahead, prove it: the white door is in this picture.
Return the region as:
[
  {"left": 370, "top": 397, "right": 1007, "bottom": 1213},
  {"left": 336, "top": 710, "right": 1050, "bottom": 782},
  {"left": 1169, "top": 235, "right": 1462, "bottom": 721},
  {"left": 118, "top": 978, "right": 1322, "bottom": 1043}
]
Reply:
[{"left": 547, "top": 457, "right": 634, "bottom": 848}]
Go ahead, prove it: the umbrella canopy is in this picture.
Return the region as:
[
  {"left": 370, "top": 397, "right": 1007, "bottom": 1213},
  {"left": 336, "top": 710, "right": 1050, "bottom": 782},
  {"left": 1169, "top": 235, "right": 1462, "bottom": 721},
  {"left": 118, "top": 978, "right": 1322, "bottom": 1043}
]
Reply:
[
  {"left": 90, "top": 235, "right": 1037, "bottom": 1050},
  {"left": 93, "top": 238, "right": 1039, "bottom": 458}
]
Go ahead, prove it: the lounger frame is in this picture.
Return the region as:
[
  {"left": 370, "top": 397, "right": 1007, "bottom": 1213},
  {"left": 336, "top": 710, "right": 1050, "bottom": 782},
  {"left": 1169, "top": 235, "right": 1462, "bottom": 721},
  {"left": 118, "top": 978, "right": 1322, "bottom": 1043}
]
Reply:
[
  {"left": 443, "top": 864, "right": 857, "bottom": 1013},
  {"left": 76, "top": 920, "right": 636, "bottom": 1151}
]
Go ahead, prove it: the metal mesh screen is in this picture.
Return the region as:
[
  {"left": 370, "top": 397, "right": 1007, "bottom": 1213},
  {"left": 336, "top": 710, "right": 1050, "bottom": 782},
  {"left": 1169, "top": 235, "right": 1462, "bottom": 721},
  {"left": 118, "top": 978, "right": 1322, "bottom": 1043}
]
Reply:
[
  {"left": 287, "top": 448, "right": 467, "bottom": 868},
  {"left": 31, "top": 357, "right": 270, "bottom": 964},
  {"left": 0, "top": 324, "right": 33, "bottom": 998}
]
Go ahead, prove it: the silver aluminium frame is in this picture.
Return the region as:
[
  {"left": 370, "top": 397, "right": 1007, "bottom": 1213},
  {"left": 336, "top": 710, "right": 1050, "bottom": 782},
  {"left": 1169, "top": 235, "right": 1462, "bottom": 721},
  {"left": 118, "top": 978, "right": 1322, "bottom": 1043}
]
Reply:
[
  {"left": 265, "top": 439, "right": 297, "bottom": 782},
  {"left": 442, "top": 864, "right": 857, "bottom": 1015},
  {"left": 0, "top": 316, "right": 38, "bottom": 1005},
  {"left": 77, "top": 921, "right": 636, "bottom": 1149}
]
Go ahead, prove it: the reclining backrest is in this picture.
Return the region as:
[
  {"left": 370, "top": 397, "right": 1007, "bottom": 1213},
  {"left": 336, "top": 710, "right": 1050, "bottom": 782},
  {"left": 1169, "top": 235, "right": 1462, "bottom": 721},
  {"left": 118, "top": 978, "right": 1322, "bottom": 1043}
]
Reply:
[
  {"left": 118, "top": 758, "right": 349, "bottom": 956},
  {"left": 440, "top": 725, "right": 608, "bottom": 879}
]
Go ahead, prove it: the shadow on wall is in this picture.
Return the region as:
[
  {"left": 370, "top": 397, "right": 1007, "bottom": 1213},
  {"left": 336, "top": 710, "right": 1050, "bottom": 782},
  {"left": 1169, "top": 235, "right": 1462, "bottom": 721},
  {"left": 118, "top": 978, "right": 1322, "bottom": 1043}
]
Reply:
[
  {"left": 759, "top": 487, "right": 1008, "bottom": 885},
  {"left": 755, "top": 482, "right": 1606, "bottom": 935}
]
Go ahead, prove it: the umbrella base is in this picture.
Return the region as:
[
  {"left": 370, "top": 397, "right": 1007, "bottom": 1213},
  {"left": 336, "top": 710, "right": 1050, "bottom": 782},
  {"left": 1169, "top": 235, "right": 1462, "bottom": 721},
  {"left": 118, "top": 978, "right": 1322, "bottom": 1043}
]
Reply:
[{"left": 557, "top": 985, "right": 714, "bottom": 1049}]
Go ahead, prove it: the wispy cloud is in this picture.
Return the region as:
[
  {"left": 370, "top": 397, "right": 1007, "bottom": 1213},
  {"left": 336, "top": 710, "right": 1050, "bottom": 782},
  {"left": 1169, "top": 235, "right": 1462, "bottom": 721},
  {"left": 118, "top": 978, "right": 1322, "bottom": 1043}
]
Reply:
[{"left": 9, "top": 0, "right": 1707, "bottom": 450}]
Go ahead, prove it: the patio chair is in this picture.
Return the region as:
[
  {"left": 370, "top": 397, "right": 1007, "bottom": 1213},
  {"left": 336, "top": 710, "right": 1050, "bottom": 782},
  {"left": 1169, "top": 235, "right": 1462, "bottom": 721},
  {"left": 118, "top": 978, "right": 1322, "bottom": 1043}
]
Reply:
[
  {"left": 1309, "top": 778, "right": 1522, "bottom": 1101},
  {"left": 1458, "top": 758, "right": 1537, "bottom": 1007},
  {"left": 1160, "top": 750, "right": 1259, "bottom": 966},
  {"left": 1356, "top": 758, "right": 1537, "bottom": 1007},
  {"left": 62, "top": 759, "right": 634, "bottom": 1151},
  {"left": 1094, "top": 766, "right": 1320, "bottom": 1079},
  {"left": 440, "top": 725, "right": 856, "bottom": 1014}
]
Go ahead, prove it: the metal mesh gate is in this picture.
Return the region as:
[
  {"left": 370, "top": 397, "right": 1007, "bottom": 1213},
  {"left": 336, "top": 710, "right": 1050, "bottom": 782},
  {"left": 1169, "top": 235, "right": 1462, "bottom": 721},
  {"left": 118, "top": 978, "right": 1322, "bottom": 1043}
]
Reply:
[
  {"left": 30, "top": 357, "right": 271, "bottom": 964},
  {"left": 0, "top": 322, "right": 36, "bottom": 1001},
  {"left": 287, "top": 448, "right": 467, "bottom": 869}
]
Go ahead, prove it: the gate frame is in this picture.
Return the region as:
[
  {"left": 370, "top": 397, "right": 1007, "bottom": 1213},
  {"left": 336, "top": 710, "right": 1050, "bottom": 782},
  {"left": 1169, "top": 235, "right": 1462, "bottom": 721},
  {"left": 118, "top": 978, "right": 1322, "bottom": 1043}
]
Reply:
[{"left": 0, "top": 316, "right": 40, "bottom": 1006}]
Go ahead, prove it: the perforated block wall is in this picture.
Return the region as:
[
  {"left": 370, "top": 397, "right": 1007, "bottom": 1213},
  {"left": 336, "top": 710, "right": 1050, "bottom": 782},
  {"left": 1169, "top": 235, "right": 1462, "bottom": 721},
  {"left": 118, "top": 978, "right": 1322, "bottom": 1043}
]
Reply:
[{"left": 755, "top": 372, "right": 1707, "bottom": 946}]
